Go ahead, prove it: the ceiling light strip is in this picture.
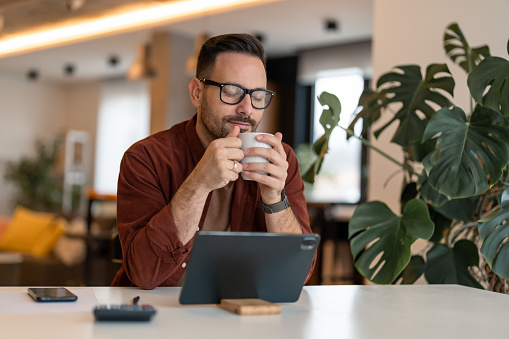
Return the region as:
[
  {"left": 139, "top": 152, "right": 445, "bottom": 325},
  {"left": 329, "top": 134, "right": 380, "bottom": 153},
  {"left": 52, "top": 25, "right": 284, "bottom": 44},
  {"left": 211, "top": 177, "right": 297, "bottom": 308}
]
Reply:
[{"left": 0, "top": 0, "right": 270, "bottom": 57}]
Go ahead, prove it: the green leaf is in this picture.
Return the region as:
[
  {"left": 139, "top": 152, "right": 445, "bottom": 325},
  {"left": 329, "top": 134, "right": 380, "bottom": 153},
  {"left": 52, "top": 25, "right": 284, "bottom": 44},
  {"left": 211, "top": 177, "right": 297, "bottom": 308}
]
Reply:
[
  {"left": 301, "top": 91, "right": 342, "bottom": 184},
  {"left": 348, "top": 199, "right": 434, "bottom": 284},
  {"left": 468, "top": 56, "right": 509, "bottom": 117},
  {"left": 408, "top": 139, "right": 437, "bottom": 163},
  {"left": 478, "top": 187, "right": 509, "bottom": 280},
  {"left": 425, "top": 240, "right": 483, "bottom": 289},
  {"left": 299, "top": 92, "right": 342, "bottom": 184},
  {"left": 295, "top": 143, "right": 317, "bottom": 184},
  {"left": 420, "top": 169, "right": 480, "bottom": 220},
  {"left": 432, "top": 197, "right": 479, "bottom": 222},
  {"left": 313, "top": 134, "right": 327, "bottom": 157},
  {"left": 348, "top": 88, "right": 384, "bottom": 138},
  {"left": 419, "top": 163, "right": 481, "bottom": 219},
  {"left": 300, "top": 154, "right": 322, "bottom": 185},
  {"left": 301, "top": 166, "right": 316, "bottom": 184},
  {"left": 400, "top": 182, "right": 418, "bottom": 206},
  {"left": 443, "top": 23, "right": 490, "bottom": 74},
  {"left": 428, "top": 208, "right": 452, "bottom": 243},
  {"left": 422, "top": 105, "right": 509, "bottom": 199},
  {"left": 317, "top": 91, "right": 341, "bottom": 138},
  {"left": 398, "top": 255, "right": 426, "bottom": 284},
  {"left": 418, "top": 170, "right": 450, "bottom": 208},
  {"left": 373, "top": 64, "right": 454, "bottom": 158},
  {"left": 4, "top": 137, "right": 63, "bottom": 211}
]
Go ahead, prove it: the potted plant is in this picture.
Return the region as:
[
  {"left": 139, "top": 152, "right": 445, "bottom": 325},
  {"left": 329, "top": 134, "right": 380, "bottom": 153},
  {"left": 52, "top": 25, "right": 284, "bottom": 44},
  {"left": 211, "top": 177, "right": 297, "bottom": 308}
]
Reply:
[
  {"left": 4, "top": 137, "right": 63, "bottom": 212},
  {"left": 305, "top": 23, "right": 509, "bottom": 292}
]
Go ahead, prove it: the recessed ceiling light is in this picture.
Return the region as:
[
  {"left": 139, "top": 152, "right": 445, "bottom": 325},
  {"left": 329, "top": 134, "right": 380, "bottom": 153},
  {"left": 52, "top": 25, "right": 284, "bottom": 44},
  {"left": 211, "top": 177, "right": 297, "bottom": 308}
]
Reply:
[
  {"left": 325, "top": 19, "right": 339, "bottom": 33},
  {"left": 108, "top": 55, "right": 120, "bottom": 67},
  {"left": 64, "top": 63, "right": 76, "bottom": 76},
  {"left": 26, "top": 68, "right": 39, "bottom": 81}
]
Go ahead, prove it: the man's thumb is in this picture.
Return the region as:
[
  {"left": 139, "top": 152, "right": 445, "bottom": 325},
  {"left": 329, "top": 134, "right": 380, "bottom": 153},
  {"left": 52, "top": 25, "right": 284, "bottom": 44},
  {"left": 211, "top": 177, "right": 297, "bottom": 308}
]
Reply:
[{"left": 227, "top": 125, "right": 241, "bottom": 138}]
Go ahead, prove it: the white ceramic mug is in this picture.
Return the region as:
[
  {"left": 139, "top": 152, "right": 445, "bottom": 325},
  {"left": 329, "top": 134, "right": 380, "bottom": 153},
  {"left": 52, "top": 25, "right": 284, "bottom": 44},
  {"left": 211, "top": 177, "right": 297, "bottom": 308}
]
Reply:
[{"left": 239, "top": 132, "right": 273, "bottom": 180}]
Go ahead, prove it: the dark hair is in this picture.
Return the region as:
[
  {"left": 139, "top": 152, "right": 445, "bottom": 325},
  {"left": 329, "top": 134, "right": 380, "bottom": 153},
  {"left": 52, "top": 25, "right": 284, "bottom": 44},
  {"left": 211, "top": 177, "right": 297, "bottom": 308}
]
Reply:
[{"left": 196, "top": 33, "right": 266, "bottom": 79}]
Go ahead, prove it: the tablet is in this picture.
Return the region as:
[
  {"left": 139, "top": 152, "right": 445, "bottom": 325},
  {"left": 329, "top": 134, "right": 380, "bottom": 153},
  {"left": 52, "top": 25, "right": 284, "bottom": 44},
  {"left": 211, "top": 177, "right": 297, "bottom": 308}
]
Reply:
[{"left": 178, "top": 231, "right": 320, "bottom": 305}]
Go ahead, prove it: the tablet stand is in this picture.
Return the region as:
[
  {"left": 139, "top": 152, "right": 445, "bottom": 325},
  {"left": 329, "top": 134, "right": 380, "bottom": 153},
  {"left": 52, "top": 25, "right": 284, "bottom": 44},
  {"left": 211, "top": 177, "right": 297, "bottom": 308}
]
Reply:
[{"left": 219, "top": 299, "right": 281, "bottom": 315}]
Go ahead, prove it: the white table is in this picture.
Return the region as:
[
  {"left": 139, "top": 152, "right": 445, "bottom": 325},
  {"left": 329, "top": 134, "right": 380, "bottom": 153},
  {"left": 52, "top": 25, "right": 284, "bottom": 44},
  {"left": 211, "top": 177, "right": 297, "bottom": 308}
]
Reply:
[{"left": 0, "top": 285, "right": 508, "bottom": 339}]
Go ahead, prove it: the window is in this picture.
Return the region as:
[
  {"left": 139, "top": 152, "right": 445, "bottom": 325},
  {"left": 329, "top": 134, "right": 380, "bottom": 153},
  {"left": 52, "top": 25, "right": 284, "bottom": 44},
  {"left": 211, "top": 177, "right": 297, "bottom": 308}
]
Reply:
[
  {"left": 94, "top": 80, "right": 150, "bottom": 194},
  {"left": 306, "top": 68, "right": 364, "bottom": 204}
]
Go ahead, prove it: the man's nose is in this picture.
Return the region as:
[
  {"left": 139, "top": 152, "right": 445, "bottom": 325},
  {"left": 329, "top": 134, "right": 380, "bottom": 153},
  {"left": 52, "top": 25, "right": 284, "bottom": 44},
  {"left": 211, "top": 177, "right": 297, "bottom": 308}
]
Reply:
[{"left": 236, "top": 94, "right": 254, "bottom": 116}]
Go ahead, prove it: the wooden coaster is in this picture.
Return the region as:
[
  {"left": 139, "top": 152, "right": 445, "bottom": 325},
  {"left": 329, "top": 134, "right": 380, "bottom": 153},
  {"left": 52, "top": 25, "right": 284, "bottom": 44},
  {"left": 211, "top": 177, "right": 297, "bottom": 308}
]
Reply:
[{"left": 219, "top": 298, "right": 282, "bottom": 315}]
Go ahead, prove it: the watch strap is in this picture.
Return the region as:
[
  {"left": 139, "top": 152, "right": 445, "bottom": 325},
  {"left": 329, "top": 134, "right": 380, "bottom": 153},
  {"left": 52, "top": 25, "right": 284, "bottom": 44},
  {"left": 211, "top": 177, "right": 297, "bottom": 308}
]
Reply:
[{"left": 260, "top": 190, "right": 290, "bottom": 214}]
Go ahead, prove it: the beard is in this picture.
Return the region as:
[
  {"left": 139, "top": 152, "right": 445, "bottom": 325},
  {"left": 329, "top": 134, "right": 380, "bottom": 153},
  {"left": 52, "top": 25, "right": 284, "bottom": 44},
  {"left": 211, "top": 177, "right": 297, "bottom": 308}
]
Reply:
[{"left": 200, "top": 95, "right": 259, "bottom": 139}]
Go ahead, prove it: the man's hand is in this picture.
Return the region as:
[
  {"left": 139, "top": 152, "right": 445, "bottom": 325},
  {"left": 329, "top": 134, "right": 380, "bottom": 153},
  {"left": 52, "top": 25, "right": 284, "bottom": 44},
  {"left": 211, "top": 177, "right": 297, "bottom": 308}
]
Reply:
[
  {"left": 171, "top": 126, "right": 244, "bottom": 245},
  {"left": 241, "top": 132, "right": 288, "bottom": 204},
  {"left": 189, "top": 126, "right": 244, "bottom": 194}
]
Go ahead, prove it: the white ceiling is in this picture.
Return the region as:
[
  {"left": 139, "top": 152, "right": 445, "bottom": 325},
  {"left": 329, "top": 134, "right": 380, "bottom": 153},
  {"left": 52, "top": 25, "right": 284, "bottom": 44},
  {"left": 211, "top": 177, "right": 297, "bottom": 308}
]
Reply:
[{"left": 0, "top": 0, "right": 373, "bottom": 82}]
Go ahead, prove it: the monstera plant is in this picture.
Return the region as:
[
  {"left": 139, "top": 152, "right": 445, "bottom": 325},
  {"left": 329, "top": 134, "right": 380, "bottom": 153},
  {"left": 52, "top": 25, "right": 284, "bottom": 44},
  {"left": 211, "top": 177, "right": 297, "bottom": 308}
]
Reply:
[{"left": 306, "top": 23, "right": 509, "bottom": 292}]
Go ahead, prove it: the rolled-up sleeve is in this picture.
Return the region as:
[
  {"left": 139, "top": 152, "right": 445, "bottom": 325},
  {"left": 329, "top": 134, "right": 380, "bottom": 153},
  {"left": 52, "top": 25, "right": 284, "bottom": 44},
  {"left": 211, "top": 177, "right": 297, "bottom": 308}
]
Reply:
[{"left": 117, "top": 150, "right": 191, "bottom": 289}]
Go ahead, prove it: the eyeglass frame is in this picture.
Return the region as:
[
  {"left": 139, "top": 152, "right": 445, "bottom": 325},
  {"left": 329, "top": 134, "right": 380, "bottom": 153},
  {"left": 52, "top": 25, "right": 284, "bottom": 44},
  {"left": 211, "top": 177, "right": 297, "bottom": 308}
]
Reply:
[{"left": 199, "top": 78, "right": 276, "bottom": 109}]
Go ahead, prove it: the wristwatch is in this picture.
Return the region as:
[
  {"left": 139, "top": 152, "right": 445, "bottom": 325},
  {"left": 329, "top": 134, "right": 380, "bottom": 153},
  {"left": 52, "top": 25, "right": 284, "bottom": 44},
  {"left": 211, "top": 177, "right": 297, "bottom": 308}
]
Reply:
[{"left": 260, "top": 189, "right": 290, "bottom": 214}]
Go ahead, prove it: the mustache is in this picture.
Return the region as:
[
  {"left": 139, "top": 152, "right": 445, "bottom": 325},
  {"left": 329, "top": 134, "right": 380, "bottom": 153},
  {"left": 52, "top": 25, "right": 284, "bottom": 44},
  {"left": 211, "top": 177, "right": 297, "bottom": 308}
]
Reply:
[{"left": 224, "top": 115, "right": 257, "bottom": 129}]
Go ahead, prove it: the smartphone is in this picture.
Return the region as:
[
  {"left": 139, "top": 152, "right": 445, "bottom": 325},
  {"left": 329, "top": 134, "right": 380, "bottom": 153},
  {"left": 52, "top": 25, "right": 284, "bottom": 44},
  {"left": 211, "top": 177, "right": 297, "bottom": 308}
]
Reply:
[{"left": 27, "top": 287, "right": 78, "bottom": 302}]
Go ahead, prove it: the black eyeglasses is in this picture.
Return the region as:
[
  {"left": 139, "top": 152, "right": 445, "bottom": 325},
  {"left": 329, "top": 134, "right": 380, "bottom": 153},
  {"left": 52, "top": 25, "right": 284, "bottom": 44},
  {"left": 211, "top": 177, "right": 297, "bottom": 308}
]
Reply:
[{"left": 199, "top": 79, "right": 275, "bottom": 109}]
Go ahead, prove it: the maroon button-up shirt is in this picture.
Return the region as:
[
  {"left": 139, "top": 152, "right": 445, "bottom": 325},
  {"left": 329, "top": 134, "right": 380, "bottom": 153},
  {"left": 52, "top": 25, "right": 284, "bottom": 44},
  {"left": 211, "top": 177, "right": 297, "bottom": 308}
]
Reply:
[{"left": 112, "top": 115, "right": 314, "bottom": 289}]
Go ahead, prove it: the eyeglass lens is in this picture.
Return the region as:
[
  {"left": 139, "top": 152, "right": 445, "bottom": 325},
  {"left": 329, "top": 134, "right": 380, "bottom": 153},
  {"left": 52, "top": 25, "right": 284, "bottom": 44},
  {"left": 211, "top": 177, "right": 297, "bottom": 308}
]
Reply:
[{"left": 221, "top": 84, "right": 273, "bottom": 109}]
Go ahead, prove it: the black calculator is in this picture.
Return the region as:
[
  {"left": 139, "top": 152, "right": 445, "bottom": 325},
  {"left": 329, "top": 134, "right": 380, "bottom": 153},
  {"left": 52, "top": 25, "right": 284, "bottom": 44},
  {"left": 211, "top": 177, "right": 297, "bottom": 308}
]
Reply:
[{"left": 93, "top": 304, "right": 157, "bottom": 321}]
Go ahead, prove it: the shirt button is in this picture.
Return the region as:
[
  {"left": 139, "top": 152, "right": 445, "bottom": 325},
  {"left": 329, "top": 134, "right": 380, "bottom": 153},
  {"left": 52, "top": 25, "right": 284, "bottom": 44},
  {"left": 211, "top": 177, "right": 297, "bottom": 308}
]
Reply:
[{"left": 182, "top": 262, "right": 187, "bottom": 268}]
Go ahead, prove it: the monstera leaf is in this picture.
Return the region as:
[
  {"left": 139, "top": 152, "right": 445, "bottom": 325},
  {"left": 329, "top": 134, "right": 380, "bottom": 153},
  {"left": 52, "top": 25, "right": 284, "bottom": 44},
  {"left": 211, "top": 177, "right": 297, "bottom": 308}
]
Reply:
[
  {"left": 444, "top": 23, "right": 490, "bottom": 74},
  {"left": 317, "top": 91, "right": 341, "bottom": 138},
  {"left": 468, "top": 51, "right": 509, "bottom": 117},
  {"left": 427, "top": 208, "right": 452, "bottom": 244},
  {"left": 348, "top": 88, "right": 384, "bottom": 138},
  {"left": 301, "top": 91, "right": 341, "bottom": 183},
  {"left": 432, "top": 197, "right": 479, "bottom": 223},
  {"left": 301, "top": 137, "right": 325, "bottom": 184},
  {"left": 419, "top": 170, "right": 480, "bottom": 221},
  {"left": 422, "top": 105, "right": 509, "bottom": 199},
  {"left": 396, "top": 255, "right": 426, "bottom": 284},
  {"left": 372, "top": 64, "right": 454, "bottom": 154},
  {"left": 425, "top": 240, "right": 483, "bottom": 288},
  {"left": 478, "top": 188, "right": 509, "bottom": 280},
  {"left": 418, "top": 170, "right": 450, "bottom": 208},
  {"left": 349, "top": 199, "right": 434, "bottom": 284}
]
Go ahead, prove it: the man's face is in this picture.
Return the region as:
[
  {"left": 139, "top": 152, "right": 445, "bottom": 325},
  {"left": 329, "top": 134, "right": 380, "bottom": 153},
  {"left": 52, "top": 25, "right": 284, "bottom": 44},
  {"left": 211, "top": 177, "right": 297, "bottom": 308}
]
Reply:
[{"left": 197, "top": 52, "right": 268, "bottom": 140}]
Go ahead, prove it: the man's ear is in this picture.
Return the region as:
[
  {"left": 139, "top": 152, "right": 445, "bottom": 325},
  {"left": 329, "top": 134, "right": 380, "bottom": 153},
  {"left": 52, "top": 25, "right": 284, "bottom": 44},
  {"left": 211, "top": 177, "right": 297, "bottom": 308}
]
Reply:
[{"left": 188, "top": 78, "right": 203, "bottom": 108}]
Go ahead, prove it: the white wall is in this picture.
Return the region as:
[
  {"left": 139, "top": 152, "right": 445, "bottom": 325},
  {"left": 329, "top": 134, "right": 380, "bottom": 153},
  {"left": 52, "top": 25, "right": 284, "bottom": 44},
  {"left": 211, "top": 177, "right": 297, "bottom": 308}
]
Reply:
[
  {"left": 62, "top": 82, "right": 101, "bottom": 188},
  {"left": 166, "top": 33, "right": 196, "bottom": 129},
  {"left": 370, "top": 0, "right": 509, "bottom": 212}
]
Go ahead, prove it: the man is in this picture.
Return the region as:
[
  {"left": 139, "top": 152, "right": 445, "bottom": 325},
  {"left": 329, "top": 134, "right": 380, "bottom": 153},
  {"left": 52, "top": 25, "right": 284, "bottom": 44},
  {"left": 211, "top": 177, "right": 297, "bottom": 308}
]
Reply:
[{"left": 112, "top": 33, "right": 313, "bottom": 289}]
